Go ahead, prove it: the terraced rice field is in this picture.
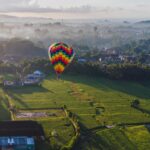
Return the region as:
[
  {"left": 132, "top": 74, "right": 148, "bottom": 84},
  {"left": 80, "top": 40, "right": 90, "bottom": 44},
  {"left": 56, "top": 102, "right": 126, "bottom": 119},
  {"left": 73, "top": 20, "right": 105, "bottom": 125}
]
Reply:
[{"left": 1, "top": 75, "right": 150, "bottom": 149}]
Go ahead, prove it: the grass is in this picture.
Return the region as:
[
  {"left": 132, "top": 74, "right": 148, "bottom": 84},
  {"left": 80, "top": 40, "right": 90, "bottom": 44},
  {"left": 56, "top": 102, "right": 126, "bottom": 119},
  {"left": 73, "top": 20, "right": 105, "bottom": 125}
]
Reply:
[
  {"left": 9, "top": 80, "right": 77, "bottom": 109},
  {"left": 39, "top": 118, "right": 74, "bottom": 146},
  {"left": 124, "top": 125, "right": 150, "bottom": 150},
  {"left": 77, "top": 126, "right": 150, "bottom": 150},
  {"left": 0, "top": 89, "right": 11, "bottom": 120},
  {"left": 76, "top": 128, "right": 135, "bottom": 150},
  {"left": 2, "top": 74, "right": 150, "bottom": 149}
]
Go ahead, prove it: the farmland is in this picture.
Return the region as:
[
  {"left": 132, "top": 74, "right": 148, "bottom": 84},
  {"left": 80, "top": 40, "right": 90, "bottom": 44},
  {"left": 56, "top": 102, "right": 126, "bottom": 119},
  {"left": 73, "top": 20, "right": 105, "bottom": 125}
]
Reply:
[{"left": 1, "top": 75, "right": 150, "bottom": 149}]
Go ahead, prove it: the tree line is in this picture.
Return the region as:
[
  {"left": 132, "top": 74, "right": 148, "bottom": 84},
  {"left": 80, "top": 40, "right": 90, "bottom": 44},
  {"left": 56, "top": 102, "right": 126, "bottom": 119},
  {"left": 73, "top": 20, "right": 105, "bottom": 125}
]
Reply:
[
  {"left": 66, "top": 62, "right": 150, "bottom": 81},
  {"left": 1, "top": 58, "right": 150, "bottom": 81}
]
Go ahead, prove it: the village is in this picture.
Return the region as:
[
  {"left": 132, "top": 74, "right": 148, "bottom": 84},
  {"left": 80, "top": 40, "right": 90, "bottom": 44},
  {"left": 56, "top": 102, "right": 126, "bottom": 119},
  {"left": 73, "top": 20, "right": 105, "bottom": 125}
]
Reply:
[
  {"left": 78, "top": 48, "right": 150, "bottom": 64},
  {"left": 3, "top": 70, "right": 45, "bottom": 87}
]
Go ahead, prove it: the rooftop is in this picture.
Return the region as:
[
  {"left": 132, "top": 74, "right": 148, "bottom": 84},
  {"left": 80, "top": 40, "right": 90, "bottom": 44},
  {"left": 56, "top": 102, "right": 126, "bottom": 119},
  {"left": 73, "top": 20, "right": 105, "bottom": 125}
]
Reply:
[{"left": 0, "top": 121, "right": 45, "bottom": 137}]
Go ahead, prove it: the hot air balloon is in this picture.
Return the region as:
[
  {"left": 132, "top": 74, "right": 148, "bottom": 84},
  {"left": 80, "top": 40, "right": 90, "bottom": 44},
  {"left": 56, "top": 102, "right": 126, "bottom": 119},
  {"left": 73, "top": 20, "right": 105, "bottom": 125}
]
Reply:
[{"left": 48, "top": 42, "right": 75, "bottom": 78}]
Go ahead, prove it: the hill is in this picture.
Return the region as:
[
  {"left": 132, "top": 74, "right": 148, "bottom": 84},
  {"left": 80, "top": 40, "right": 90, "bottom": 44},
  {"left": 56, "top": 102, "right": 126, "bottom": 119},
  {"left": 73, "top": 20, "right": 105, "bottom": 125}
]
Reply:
[
  {"left": 0, "top": 38, "right": 47, "bottom": 62},
  {"left": 136, "top": 20, "right": 150, "bottom": 24}
]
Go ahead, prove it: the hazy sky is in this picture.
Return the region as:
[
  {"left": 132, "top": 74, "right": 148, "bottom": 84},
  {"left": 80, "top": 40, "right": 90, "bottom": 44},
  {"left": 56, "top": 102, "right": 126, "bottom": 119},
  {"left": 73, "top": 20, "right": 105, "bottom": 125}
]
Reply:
[{"left": 0, "top": 0, "right": 150, "bottom": 19}]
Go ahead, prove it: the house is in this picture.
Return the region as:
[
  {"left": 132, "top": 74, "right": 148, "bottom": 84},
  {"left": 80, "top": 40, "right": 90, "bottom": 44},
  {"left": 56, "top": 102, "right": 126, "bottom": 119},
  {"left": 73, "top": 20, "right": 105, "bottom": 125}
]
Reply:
[
  {"left": 0, "top": 137, "right": 34, "bottom": 150},
  {"left": 3, "top": 80, "right": 24, "bottom": 87},
  {"left": 23, "top": 74, "right": 40, "bottom": 85},
  {"left": 77, "top": 58, "right": 87, "bottom": 63},
  {"left": 99, "top": 53, "right": 121, "bottom": 63},
  {"left": 3, "top": 80, "right": 15, "bottom": 86},
  {"left": 0, "top": 121, "right": 45, "bottom": 150},
  {"left": 3, "top": 71, "right": 45, "bottom": 87},
  {"left": 33, "top": 70, "right": 45, "bottom": 79},
  {"left": 23, "top": 71, "right": 45, "bottom": 86}
]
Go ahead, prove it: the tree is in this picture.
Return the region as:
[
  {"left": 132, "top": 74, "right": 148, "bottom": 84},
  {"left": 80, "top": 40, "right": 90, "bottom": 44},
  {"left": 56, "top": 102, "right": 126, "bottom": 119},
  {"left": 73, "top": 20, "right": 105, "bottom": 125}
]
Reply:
[{"left": 131, "top": 99, "right": 140, "bottom": 107}]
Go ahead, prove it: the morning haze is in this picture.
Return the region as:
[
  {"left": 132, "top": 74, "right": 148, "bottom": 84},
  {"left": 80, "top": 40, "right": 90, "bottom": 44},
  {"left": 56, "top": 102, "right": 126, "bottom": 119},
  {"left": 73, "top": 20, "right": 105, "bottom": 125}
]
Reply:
[
  {"left": 0, "top": 0, "right": 150, "bottom": 19},
  {"left": 0, "top": 0, "right": 150, "bottom": 150}
]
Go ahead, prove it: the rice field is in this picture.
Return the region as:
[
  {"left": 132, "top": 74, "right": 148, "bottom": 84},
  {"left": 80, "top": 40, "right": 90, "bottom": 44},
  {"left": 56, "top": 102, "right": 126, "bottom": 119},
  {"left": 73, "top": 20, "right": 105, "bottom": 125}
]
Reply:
[{"left": 1, "top": 74, "right": 150, "bottom": 149}]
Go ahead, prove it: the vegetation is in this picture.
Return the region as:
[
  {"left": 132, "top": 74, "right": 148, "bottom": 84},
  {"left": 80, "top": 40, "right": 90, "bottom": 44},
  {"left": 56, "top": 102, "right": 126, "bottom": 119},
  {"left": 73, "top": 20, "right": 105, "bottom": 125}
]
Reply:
[
  {"left": 0, "top": 74, "right": 149, "bottom": 149},
  {"left": 77, "top": 126, "right": 150, "bottom": 150},
  {"left": 67, "top": 62, "right": 150, "bottom": 81},
  {"left": 0, "top": 38, "right": 47, "bottom": 61},
  {"left": 1, "top": 56, "right": 150, "bottom": 82},
  {"left": 0, "top": 56, "right": 150, "bottom": 149},
  {"left": 122, "top": 39, "right": 150, "bottom": 55}
]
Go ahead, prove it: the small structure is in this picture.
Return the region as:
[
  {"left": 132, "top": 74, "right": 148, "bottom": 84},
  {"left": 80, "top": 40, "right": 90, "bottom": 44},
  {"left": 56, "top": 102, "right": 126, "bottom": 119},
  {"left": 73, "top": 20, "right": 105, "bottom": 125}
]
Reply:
[
  {"left": 33, "top": 70, "right": 45, "bottom": 78},
  {"left": 23, "top": 71, "right": 45, "bottom": 86},
  {"left": 3, "top": 71, "right": 45, "bottom": 87},
  {"left": 0, "top": 121, "right": 45, "bottom": 150},
  {"left": 3, "top": 80, "right": 15, "bottom": 86},
  {"left": 0, "top": 137, "right": 34, "bottom": 150},
  {"left": 78, "top": 58, "right": 87, "bottom": 63},
  {"left": 106, "top": 125, "right": 115, "bottom": 129},
  {"left": 3, "top": 80, "right": 24, "bottom": 87},
  {"left": 23, "top": 74, "right": 40, "bottom": 85}
]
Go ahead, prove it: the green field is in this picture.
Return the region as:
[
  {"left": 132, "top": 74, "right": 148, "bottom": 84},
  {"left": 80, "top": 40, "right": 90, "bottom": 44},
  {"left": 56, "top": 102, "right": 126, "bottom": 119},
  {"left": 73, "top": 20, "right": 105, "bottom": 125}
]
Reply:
[
  {"left": 1, "top": 75, "right": 150, "bottom": 149},
  {"left": 0, "top": 88, "right": 11, "bottom": 120},
  {"left": 78, "top": 126, "right": 150, "bottom": 150}
]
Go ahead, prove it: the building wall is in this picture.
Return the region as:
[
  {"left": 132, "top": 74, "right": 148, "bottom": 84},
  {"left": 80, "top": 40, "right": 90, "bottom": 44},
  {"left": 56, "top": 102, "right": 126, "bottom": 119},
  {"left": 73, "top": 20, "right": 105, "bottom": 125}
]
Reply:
[{"left": 0, "top": 137, "right": 35, "bottom": 150}]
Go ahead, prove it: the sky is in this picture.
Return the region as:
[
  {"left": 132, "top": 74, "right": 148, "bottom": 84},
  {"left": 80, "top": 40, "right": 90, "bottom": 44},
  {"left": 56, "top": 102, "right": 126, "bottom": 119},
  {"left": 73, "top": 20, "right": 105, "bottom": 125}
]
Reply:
[{"left": 0, "top": 0, "right": 150, "bottom": 19}]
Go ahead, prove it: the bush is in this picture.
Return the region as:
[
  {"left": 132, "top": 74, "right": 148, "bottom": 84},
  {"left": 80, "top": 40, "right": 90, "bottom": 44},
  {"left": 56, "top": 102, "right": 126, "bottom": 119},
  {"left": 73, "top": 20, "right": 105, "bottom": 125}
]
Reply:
[{"left": 131, "top": 99, "right": 140, "bottom": 107}]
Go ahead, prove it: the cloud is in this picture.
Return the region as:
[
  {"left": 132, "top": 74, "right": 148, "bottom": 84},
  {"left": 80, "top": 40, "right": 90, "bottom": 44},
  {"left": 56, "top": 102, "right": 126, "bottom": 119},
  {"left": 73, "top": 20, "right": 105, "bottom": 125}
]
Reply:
[
  {"left": 0, "top": 0, "right": 126, "bottom": 14},
  {"left": 0, "top": 0, "right": 39, "bottom": 11},
  {"left": 0, "top": 0, "right": 148, "bottom": 19},
  {"left": 0, "top": 2, "right": 125, "bottom": 14},
  {"left": 0, "top": 0, "right": 33, "bottom": 7},
  {"left": 0, "top": 3, "right": 93, "bottom": 13}
]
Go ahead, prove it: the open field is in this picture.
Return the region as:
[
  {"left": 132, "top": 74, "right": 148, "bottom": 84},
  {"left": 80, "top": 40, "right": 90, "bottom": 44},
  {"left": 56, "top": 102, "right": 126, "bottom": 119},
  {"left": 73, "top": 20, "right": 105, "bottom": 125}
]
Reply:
[
  {"left": 77, "top": 125, "right": 150, "bottom": 150},
  {"left": 1, "top": 74, "right": 150, "bottom": 149},
  {"left": 0, "top": 88, "right": 11, "bottom": 120}
]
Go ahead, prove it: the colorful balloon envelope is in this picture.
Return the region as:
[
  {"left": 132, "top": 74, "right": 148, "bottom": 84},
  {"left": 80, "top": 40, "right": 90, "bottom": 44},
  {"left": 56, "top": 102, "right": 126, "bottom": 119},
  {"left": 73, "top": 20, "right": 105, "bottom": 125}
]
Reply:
[{"left": 48, "top": 42, "right": 75, "bottom": 75}]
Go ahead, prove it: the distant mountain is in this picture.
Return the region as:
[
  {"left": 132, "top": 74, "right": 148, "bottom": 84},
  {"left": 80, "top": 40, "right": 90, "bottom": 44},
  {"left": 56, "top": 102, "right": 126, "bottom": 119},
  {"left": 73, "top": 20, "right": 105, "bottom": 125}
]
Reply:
[
  {"left": 0, "top": 14, "right": 18, "bottom": 19},
  {"left": 0, "top": 14, "right": 53, "bottom": 20},
  {"left": 136, "top": 20, "right": 150, "bottom": 24},
  {"left": 0, "top": 38, "right": 47, "bottom": 61}
]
